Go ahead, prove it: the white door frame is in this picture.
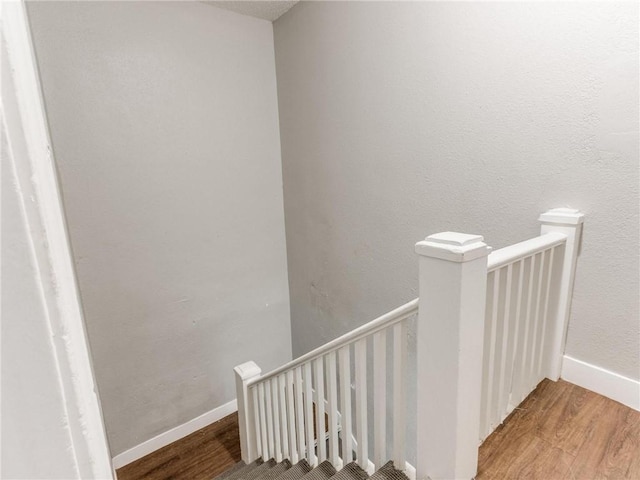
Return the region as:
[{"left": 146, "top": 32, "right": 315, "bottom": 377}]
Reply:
[{"left": 1, "top": 1, "right": 114, "bottom": 478}]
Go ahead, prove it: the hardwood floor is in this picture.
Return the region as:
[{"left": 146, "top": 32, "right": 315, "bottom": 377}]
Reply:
[
  {"left": 116, "top": 380, "right": 639, "bottom": 480},
  {"left": 116, "top": 413, "right": 241, "bottom": 480},
  {"left": 477, "top": 379, "right": 640, "bottom": 479}
]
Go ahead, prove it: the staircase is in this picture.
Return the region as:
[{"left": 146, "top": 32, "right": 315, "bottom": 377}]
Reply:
[
  {"left": 233, "top": 209, "right": 584, "bottom": 480},
  {"left": 216, "top": 459, "right": 408, "bottom": 480}
]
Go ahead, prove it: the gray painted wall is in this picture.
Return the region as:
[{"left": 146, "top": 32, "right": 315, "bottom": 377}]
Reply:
[
  {"left": 27, "top": 1, "right": 291, "bottom": 456},
  {"left": 274, "top": 0, "right": 639, "bottom": 384}
]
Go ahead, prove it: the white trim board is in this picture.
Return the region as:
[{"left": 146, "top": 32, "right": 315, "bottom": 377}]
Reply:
[
  {"left": 112, "top": 400, "right": 238, "bottom": 469},
  {"left": 3, "top": 2, "right": 114, "bottom": 478},
  {"left": 561, "top": 355, "right": 640, "bottom": 411}
]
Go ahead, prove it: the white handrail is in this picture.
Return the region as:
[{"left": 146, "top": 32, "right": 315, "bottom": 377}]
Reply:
[
  {"left": 487, "top": 232, "right": 566, "bottom": 272},
  {"left": 247, "top": 298, "right": 418, "bottom": 387}
]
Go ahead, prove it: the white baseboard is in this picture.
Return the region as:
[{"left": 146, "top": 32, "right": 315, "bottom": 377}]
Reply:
[
  {"left": 111, "top": 399, "right": 238, "bottom": 469},
  {"left": 561, "top": 355, "right": 639, "bottom": 411}
]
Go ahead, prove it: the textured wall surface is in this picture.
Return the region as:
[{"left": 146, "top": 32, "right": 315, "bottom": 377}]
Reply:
[
  {"left": 274, "top": 0, "right": 639, "bottom": 384},
  {"left": 28, "top": 1, "right": 291, "bottom": 456}
]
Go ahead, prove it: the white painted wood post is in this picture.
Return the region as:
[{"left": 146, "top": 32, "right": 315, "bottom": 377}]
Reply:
[
  {"left": 415, "top": 232, "right": 490, "bottom": 480},
  {"left": 539, "top": 208, "right": 584, "bottom": 381},
  {"left": 235, "top": 361, "right": 262, "bottom": 463}
]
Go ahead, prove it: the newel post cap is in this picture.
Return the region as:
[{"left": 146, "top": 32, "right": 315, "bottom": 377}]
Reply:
[
  {"left": 539, "top": 208, "right": 584, "bottom": 226},
  {"left": 234, "top": 361, "right": 262, "bottom": 380},
  {"left": 415, "top": 232, "right": 491, "bottom": 262}
]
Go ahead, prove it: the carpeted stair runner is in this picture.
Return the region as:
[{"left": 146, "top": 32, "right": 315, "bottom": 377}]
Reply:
[
  {"left": 260, "top": 459, "right": 292, "bottom": 480},
  {"left": 274, "top": 459, "right": 312, "bottom": 480},
  {"left": 223, "top": 460, "right": 264, "bottom": 480},
  {"left": 327, "top": 462, "right": 368, "bottom": 480},
  {"left": 299, "top": 460, "right": 336, "bottom": 480},
  {"left": 213, "top": 457, "right": 410, "bottom": 480},
  {"left": 369, "top": 462, "right": 407, "bottom": 480},
  {"left": 244, "top": 459, "right": 277, "bottom": 480}
]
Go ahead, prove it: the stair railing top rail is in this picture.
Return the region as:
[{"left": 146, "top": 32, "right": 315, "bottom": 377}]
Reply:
[
  {"left": 487, "top": 231, "right": 567, "bottom": 272},
  {"left": 245, "top": 298, "right": 418, "bottom": 388}
]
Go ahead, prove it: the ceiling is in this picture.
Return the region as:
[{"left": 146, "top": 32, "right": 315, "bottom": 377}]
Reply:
[{"left": 204, "top": 1, "right": 300, "bottom": 21}]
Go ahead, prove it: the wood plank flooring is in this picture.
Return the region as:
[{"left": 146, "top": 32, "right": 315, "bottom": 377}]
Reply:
[
  {"left": 116, "top": 412, "right": 241, "bottom": 480},
  {"left": 116, "top": 380, "right": 639, "bottom": 480},
  {"left": 477, "top": 379, "right": 640, "bottom": 479}
]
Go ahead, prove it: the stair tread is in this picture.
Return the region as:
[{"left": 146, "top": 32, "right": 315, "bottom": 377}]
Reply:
[
  {"left": 298, "top": 460, "right": 337, "bottom": 480},
  {"left": 369, "top": 462, "right": 409, "bottom": 480},
  {"left": 373, "top": 462, "right": 394, "bottom": 473},
  {"left": 240, "top": 459, "right": 277, "bottom": 480},
  {"left": 255, "top": 459, "right": 291, "bottom": 480},
  {"left": 329, "top": 462, "right": 369, "bottom": 480},
  {"left": 218, "top": 460, "right": 263, "bottom": 480},
  {"left": 220, "top": 458, "right": 408, "bottom": 480},
  {"left": 273, "top": 460, "right": 313, "bottom": 480}
]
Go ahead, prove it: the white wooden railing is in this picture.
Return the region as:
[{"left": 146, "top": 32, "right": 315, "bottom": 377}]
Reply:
[
  {"left": 234, "top": 208, "right": 583, "bottom": 480},
  {"left": 480, "top": 232, "right": 566, "bottom": 440},
  {"left": 235, "top": 300, "right": 418, "bottom": 474},
  {"left": 478, "top": 208, "right": 583, "bottom": 442}
]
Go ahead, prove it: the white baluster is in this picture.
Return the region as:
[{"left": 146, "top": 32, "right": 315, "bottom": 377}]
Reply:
[
  {"left": 315, "top": 357, "right": 327, "bottom": 462},
  {"left": 303, "top": 363, "right": 316, "bottom": 465},
  {"left": 497, "top": 264, "right": 513, "bottom": 424},
  {"left": 521, "top": 254, "right": 538, "bottom": 397},
  {"left": 272, "top": 378, "right": 282, "bottom": 462},
  {"left": 537, "top": 248, "right": 555, "bottom": 378},
  {"left": 355, "top": 338, "right": 368, "bottom": 470},
  {"left": 286, "top": 370, "right": 298, "bottom": 464},
  {"left": 488, "top": 268, "right": 502, "bottom": 432},
  {"left": 258, "top": 382, "right": 269, "bottom": 460},
  {"left": 265, "top": 380, "right": 275, "bottom": 460},
  {"left": 479, "top": 271, "right": 495, "bottom": 440},
  {"left": 511, "top": 257, "right": 530, "bottom": 407},
  {"left": 392, "top": 321, "right": 407, "bottom": 469},
  {"left": 295, "top": 367, "right": 306, "bottom": 461},
  {"left": 529, "top": 251, "right": 546, "bottom": 389},
  {"left": 507, "top": 259, "right": 526, "bottom": 411},
  {"left": 535, "top": 251, "right": 551, "bottom": 383},
  {"left": 279, "top": 375, "right": 289, "bottom": 460},
  {"left": 251, "top": 387, "right": 262, "bottom": 460},
  {"left": 373, "top": 329, "right": 386, "bottom": 468},
  {"left": 326, "top": 352, "right": 340, "bottom": 467},
  {"left": 339, "top": 346, "right": 353, "bottom": 464}
]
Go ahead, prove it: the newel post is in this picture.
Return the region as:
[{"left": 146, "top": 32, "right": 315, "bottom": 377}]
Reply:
[
  {"left": 415, "top": 232, "right": 491, "bottom": 480},
  {"left": 539, "top": 208, "right": 584, "bottom": 381},
  {"left": 234, "top": 361, "right": 262, "bottom": 463}
]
